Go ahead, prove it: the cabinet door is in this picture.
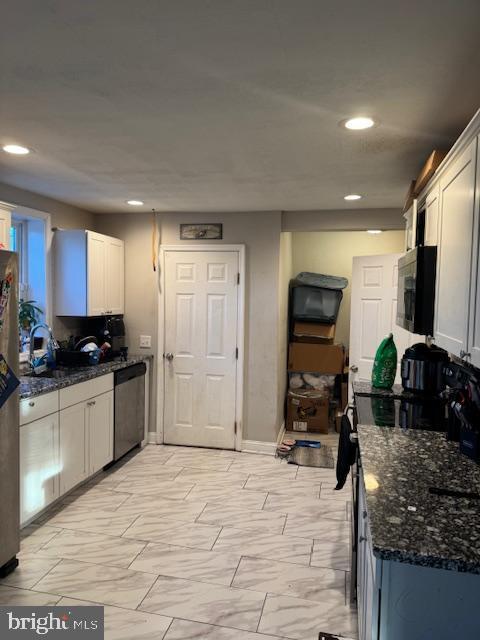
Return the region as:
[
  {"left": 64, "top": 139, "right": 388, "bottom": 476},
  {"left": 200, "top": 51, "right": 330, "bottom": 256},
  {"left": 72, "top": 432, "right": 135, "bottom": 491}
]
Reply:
[
  {"left": 0, "top": 205, "right": 12, "bottom": 250},
  {"left": 468, "top": 136, "right": 480, "bottom": 368},
  {"left": 59, "top": 402, "right": 88, "bottom": 494},
  {"left": 434, "top": 140, "right": 477, "bottom": 357},
  {"left": 88, "top": 391, "right": 114, "bottom": 475},
  {"left": 424, "top": 184, "right": 440, "bottom": 247},
  {"left": 105, "top": 237, "right": 124, "bottom": 315},
  {"left": 20, "top": 413, "right": 60, "bottom": 525},
  {"left": 87, "top": 231, "right": 107, "bottom": 316}
]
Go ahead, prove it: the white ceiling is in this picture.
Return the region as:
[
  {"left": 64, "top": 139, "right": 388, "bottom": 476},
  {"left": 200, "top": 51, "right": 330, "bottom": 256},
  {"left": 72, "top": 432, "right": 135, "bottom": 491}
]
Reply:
[{"left": 1, "top": 0, "right": 479, "bottom": 214}]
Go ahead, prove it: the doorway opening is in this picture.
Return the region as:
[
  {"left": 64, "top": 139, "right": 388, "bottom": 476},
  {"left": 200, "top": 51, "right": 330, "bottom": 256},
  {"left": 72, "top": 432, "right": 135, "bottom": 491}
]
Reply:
[{"left": 279, "top": 230, "right": 406, "bottom": 436}]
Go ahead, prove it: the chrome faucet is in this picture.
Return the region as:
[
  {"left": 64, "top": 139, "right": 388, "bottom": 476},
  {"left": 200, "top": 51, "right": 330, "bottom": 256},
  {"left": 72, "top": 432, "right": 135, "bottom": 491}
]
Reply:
[{"left": 29, "top": 323, "right": 59, "bottom": 372}]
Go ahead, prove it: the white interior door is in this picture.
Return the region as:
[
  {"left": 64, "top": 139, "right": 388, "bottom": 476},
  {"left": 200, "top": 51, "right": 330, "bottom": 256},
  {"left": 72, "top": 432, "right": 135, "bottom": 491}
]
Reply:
[
  {"left": 349, "top": 253, "right": 417, "bottom": 397},
  {"left": 163, "top": 250, "right": 239, "bottom": 449}
]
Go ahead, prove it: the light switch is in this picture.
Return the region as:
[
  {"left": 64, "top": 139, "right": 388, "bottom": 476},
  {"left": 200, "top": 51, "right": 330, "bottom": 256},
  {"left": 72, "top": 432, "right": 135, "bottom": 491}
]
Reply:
[{"left": 139, "top": 335, "right": 151, "bottom": 348}]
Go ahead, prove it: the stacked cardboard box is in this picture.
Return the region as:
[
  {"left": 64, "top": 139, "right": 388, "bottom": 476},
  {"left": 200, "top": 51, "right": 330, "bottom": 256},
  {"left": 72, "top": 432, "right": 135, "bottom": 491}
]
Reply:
[{"left": 286, "top": 321, "right": 346, "bottom": 434}]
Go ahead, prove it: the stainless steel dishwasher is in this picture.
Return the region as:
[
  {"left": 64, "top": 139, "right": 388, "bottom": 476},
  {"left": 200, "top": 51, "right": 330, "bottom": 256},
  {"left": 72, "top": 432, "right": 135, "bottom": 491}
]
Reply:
[{"left": 114, "top": 362, "right": 147, "bottom": 460}]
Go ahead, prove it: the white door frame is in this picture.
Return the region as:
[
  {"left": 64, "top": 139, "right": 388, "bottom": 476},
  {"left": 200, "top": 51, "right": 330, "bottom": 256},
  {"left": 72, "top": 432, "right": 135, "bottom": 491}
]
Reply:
[{"left": 156, "top": 244, "right": 246, "bottom": 450}]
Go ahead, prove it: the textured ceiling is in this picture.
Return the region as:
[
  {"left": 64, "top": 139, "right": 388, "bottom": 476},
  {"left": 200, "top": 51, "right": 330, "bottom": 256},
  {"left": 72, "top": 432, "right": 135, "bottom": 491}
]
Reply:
[{"left": 1, "top": 0, "right": 480, "bottom": 213}]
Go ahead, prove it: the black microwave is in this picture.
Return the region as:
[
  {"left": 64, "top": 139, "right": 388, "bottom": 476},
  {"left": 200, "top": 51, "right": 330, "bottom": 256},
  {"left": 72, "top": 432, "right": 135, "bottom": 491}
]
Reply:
[{"left": 397, "top": 246, "right": 437, "bottom": 336}]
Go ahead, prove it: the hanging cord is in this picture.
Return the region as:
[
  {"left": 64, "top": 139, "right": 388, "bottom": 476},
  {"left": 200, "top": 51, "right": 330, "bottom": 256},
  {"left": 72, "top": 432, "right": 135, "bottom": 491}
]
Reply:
[{"left": 152, "top": 209, "right": 157, "bottom": 272}]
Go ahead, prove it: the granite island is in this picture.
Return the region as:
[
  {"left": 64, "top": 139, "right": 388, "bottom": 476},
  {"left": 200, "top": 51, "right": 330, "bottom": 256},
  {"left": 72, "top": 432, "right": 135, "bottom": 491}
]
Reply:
[{"left": 356, "top": 423, "right": 480, "bottom": 640}]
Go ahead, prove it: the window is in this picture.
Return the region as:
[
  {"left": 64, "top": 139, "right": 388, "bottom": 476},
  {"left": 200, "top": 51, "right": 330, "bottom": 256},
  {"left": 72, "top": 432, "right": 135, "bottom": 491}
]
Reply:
[
  {"left": 10, "top": 220, "right": 27, "bottom": 291},
  {"left": 11, "top": 212, "right": 48, "bottom": 337}
]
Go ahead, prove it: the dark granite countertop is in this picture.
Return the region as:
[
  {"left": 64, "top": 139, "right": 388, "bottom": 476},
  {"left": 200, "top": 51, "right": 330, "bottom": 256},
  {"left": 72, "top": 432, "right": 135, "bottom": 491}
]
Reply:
[
  {"left": 353, "top": 380, "right": 408, "bottom": 398},
  {"left": 358, "top": 424, "right": 480, "bottom": 573},
  {"left": 19, "top": 354, "right": 153, "bottom": 400}
]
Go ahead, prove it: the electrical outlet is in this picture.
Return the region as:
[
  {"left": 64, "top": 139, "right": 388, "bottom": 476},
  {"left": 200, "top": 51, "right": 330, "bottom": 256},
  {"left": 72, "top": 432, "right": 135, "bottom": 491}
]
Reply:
[{"left": 139, "top": 335, "right": 151, "bottom": 349}]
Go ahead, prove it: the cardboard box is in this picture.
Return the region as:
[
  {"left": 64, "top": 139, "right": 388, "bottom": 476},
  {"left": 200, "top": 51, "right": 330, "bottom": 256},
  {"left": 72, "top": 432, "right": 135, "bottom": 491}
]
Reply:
[
  {"left": 293, "top": 322, "right": 335, "bottom": 344},
  {"left": 413, "top": 149, "right": 448, "bottom": 196},
  {"left": 402, "top": 179, "right": 416, "bottom": 214},
  {"left": 286, "top": 391, "right": 329, "bottom": 433},
  {"left": 288, "top": 342, "right": 345, "bottom": 374}
]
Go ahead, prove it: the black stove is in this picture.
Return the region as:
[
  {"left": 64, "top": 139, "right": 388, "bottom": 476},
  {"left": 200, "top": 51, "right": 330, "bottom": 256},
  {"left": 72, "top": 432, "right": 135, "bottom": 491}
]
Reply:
[{"left": 355, "top": 393, "right": 447, "bottom": 431}]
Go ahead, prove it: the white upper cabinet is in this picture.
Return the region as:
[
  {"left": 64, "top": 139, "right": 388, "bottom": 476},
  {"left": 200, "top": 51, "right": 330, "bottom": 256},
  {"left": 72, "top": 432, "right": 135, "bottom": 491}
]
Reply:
[
  {"left": 87, "top": 231, "right": 107, "bottom": 316},
  {"left": 424, "top": 183, "right": 440, "bottom": 246},
  {"left": 0, "top": 203, "right": 12, "bottom": 250},
  {"left": 55, "top": 229, "right": 124, "bottom": 316},
  {"left": 105, "top": 236, "right": 124, "bottom": 315},
  {"left": 434, "top": 139, "right": 477, "bottom": 357},
  {"left": 468, "top": 136, "right": 480, "bottom": 368}
]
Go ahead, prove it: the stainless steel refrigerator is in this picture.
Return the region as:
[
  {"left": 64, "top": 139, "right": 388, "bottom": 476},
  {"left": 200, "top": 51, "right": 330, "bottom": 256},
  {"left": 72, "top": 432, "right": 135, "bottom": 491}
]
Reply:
[{"left": 0, "top": 250, "right": 20, "bottom": 577}]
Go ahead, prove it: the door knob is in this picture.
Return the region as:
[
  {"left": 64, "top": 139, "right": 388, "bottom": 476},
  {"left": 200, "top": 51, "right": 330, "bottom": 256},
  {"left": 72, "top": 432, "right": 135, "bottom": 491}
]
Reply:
[
  {"left": 165, "top": 352, "right": 174, "bottom": 361},
  {"left": 350, "top": 365, "right": 359, "bottom": 373}
]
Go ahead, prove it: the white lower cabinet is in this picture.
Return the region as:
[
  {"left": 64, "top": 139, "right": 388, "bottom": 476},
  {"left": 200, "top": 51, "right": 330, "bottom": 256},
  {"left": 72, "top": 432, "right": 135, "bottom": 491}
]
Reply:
[
  {"left": 59, "top": 390, "right": 114, "bottom": 494},
  {"left": 88, "top": 390, "right": 114, "bottom": 475},
  {"left": 20, "top": 373, "right": 121, "bottom": 526},
  {"left": 59, "top": 401, "right": 88, "bottom": 495},
  {"left": 20, "top": 412, "right": 60, "bottom": 525}
]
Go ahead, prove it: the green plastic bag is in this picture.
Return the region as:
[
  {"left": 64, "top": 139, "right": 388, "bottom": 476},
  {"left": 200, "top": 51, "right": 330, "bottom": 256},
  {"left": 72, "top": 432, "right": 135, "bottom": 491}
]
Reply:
[{"left": 371, "top": 333, "right": 397, "bottom": 389}]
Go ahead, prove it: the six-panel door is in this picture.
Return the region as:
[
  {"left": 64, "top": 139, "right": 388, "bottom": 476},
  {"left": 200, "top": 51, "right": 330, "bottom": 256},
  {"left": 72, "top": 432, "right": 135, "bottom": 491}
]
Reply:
[{"left": 163, "top": 250, "right": 239, "bottom": 449}]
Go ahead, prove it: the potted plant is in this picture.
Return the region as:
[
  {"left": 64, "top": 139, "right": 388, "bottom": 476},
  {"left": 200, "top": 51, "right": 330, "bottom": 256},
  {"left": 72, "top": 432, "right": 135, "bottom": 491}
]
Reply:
[{"left": 19, "top": 299, "right": 43, "bottom": 350}]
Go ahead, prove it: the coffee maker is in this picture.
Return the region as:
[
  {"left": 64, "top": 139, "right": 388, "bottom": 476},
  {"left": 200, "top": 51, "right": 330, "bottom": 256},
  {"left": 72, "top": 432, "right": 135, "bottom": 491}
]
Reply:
[
  {"left": 86, "top": 314, "right": 126, "bottom": 359},
  {"left": 401, "top": 343, "right": 449, "bottom": 394}
]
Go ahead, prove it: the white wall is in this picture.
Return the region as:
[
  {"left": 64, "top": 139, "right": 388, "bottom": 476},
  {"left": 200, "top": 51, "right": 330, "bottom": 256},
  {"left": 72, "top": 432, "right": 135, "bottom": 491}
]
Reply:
[
  {"left": 277, "top": 232, "right": 293, "bottom": 427},
  {"left": 158, "top": 211, "right": 284, "bottom": 444},
  {"left": 282, "top": 208, "right": 404, "bottom": 232},
  {"left": 291, "top": 230, "right": 406, "bottom": 346},
  {"left": 96, "top": 210, "right": 285, "bottom": 445}
]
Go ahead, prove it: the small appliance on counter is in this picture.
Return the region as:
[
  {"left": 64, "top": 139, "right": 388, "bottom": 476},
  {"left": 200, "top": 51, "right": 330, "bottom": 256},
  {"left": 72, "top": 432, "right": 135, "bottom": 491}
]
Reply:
[
  {"left": 443, "top": 360, "right": 480, "bottom": 462},
  {"left": 397, "top": 246, "right": 437, "bottom": 335},
  {"left": 86, "top": 314, "right": 126, "bottom": 359},
  {"left": 400, "top": 342, "right": 449, "bottom": 394}
]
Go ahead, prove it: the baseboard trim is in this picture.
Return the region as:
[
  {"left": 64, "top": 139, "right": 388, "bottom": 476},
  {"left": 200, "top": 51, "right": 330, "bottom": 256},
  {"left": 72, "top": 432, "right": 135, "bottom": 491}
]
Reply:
[
  {"left": 147, "top": 431, "right": 159, "bottom": 444},
  {"left": 241, "top": 439, "right": 277, "bottom": 455},
  {"left": 276, "top": 422, "right": 286, "bottom": 446}
]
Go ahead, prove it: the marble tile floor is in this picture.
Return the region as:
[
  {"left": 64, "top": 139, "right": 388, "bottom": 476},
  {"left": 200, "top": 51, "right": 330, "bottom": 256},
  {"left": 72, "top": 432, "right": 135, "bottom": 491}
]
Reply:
[{"left": 2, "top": 443, "right": 357, "bottom": 640}]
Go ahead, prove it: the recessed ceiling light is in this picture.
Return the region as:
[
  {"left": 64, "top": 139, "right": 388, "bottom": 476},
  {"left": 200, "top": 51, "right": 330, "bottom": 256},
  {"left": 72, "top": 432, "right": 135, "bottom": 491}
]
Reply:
[
  {"left": 344, "top": 117, "right": 375, "bottom": 130},
  {"left": 2, "top": 144, "right": 31, "bottom": 155},
  {"left": 344, "top": 194, "right": 362, "bottom": 201},
  {"left": 126, "top": 200, "right": 144, "bottom": 206},
  {"left": 367, "top": 229, "right": 383, "bottom": 234}
]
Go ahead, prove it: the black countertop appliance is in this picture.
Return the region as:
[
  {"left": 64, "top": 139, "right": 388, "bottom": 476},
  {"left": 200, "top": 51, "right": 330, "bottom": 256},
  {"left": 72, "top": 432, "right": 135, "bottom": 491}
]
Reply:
[
  {"left": 401, "top": 342, "right": 449, "bottom": 394},
  {"left": 86, "top": 314, "right": 126, "bottom": 356},
  {"left": 396, "top": 246, "right": 437, "bottom": 336}
]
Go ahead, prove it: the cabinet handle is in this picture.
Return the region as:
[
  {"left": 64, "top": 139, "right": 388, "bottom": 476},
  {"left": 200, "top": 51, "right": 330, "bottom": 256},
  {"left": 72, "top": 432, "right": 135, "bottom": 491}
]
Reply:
[
  {"left": 87, "top": 400, "right": 96, "bottom": 407},
  {"left": 28, "top": 401, "right": 35, "bottom": 407},
  {"left": 460, "top": 350, "right": 471, "bottom": 359},
  {"left": 362, "top": 510, "right": 367, "bottom": 519},
  {"left": 359, "top": 536, "right": 367, "bottom": 543}
]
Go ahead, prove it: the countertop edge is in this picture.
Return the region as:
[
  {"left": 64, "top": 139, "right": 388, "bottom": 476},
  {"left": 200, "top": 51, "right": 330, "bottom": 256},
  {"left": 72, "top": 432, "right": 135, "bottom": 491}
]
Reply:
[
  {"left": 358, "top": 423, "right": 480, "bottom": 575},
  {"left": 19, "top": 354, "right": 153, "bottom": 400}
]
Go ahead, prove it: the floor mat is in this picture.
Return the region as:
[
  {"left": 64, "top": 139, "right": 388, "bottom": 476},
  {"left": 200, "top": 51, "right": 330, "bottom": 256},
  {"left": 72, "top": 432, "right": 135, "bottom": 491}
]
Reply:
[{"left": 289, "top": 444, "right": 335, "bottom": 468}]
